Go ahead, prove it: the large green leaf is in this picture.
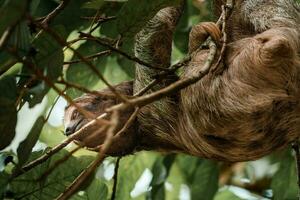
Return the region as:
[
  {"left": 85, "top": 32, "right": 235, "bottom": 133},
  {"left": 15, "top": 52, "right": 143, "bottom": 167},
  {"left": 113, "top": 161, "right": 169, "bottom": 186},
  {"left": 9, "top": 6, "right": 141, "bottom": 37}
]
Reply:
[
  {"left": 0, "top": 20, "right": 32, "bottom": 75},
  {"left": 190, "top": 160, "right": 219, "bottom": 200},
  {"left": 17, "top": 116, "right": 45, "bottom": 166},
  {"left": 0, "top": 0, "right": 27, "bottom": 36},
  {"left": 177, "top": 155, "right": 219, "bottom": 200},
  {"left": 146, "top": 154, "right": 175, "bottom": 200},
  {"left": 85, "top": 178, "right": 108, "bottom": 200},
  {"left": 115, "top": 152, "right": 157, "bottom": 200},
  {"left": 0, "top": 75, "right": 17, "bottom": 150},
  {"left": 271, "top": 149, "right": 298, "bottom": 200},
  {"left": 7, "top": 21, "right": 32, "bottom": 56},
  {"left": 20, "top": 26, "right": 64, "bottom": 107},
  {"left": 116, "top": 0, "right": 181, "bottom": 38}
]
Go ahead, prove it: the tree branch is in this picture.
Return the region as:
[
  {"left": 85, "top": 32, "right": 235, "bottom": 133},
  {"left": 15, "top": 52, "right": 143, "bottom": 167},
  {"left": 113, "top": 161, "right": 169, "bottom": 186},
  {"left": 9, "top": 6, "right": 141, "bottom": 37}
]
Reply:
[
  {"left": 41, "top": 0, "right": 71, "bottom": 26},
  {"left": 63, "top": 50, "right": 111, "bottom": 65}
]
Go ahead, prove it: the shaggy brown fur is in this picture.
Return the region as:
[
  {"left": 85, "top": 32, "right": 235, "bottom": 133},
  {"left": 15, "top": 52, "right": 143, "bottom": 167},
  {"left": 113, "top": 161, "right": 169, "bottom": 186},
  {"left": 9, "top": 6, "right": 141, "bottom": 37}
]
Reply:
[{"left": 64, "top": 0, "right": 300, "bottom": 162}]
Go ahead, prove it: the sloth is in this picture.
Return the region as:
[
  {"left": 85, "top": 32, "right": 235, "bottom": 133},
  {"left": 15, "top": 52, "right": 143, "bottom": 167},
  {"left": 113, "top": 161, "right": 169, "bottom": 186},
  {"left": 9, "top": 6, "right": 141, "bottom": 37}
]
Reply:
[{"left": 64, "top": 0, "right": 300, "bottom": 162}]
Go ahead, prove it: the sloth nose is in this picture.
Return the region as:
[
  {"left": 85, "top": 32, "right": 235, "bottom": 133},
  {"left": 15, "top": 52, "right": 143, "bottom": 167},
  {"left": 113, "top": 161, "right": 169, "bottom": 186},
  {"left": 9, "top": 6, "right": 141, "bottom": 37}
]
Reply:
[{"left": 65, "top": 126, "right": 74, "bottom": 136}]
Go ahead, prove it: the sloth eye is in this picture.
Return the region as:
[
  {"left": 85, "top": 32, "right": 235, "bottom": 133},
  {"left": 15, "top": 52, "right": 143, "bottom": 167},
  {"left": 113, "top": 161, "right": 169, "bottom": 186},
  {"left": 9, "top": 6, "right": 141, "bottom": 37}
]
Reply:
[{"left": 71, "top": 111, "right": 79, "bottom": 120}]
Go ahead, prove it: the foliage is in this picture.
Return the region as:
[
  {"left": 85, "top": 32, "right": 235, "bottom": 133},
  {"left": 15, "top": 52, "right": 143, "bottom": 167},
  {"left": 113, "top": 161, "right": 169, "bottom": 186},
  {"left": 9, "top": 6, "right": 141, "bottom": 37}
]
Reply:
[{"left": 0, "top": 0, "right": 299, "bottom": 199}]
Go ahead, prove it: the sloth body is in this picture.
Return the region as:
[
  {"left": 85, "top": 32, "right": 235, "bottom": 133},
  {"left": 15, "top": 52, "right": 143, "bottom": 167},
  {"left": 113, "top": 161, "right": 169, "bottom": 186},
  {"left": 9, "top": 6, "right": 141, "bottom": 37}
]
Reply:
[{"left": 64, "top": 0, "right": 300, "bottom": 162}]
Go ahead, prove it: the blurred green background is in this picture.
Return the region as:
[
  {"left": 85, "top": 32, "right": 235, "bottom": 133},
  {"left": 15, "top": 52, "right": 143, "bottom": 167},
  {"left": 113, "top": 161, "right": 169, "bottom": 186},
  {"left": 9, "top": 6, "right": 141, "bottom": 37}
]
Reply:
[{"left": 1, "top": 0, "right": 300, "bottom": 199}]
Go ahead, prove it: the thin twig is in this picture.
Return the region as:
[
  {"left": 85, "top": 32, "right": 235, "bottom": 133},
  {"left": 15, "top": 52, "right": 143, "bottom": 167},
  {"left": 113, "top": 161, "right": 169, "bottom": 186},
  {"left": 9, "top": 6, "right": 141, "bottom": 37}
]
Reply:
[
  {"left": 55, "top": 111, "right": 119, "bottom": 200},
  {"left": 44, "top": 91, "right": 65, "bottom": 122},
  {"left": 211, "top": 0, "right": 234, "bottom": 74},
  {"left": 0, "top": 27, "right": 12, "bottom": 49},
  {"left": 81, "top": 16, "right": 116, "bottom": 21},
  {"left": 79, "top": 32, "right": 171, "bottom": 72},
  {"left": 15, "top": 76, "right": 36, "bottom": 108},
  {"left": 57, "top": 78, "right": 129, "bottom": 99},
  {"left": 86, "top": 107, "right": 140, "bottom": 151},
  {"left": 134, "top": 56, "right": 192, "bottom": 97},
  {"left": 63, "top": 50, "right": 111, "bottom": 65},
  {"left": 111, "top": 157, "right": 121, "bottom": 200},
  {"left": 57, "top": 78, "right": 104, "bottom": 96},
  {"left": 41, "top": 0, "right": 70, "bottom": 26},
  {"left": 134, "top": 79, "right": 160, "bottom": 97},
  {"left": 0, "top": 60, "right": 17, "bottom": 76},
  {"left": 89, "top": 16, "right": 116, "bottom": 33},
  {"left": 87, "top": 9, "right": 101, "bottom": 34}
]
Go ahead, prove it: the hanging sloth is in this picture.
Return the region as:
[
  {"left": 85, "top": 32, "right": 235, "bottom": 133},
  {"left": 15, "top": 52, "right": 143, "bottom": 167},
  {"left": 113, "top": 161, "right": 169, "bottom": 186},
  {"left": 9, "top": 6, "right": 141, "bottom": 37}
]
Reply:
[{"left": 64, "top": 0, "right": 300, "bottom": 162}]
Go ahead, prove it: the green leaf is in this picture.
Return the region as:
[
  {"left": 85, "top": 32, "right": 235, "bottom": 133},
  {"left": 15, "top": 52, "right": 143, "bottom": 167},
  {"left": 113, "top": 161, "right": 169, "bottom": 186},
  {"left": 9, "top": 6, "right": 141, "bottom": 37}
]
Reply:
[
  {"left": 82, "top": 0, "right": 104, "bottom": 9},
  {"left": 0, "top": 0, "right": 27, "bottom": 36},
  {"left": 99, "top": 2, "right": 124, "bottom": 38},
  {"left": 116, "top": 0, "right": 181, "bottom": 38},
  {"left": 33, "top": 27, "right": 64, "bottom": 81},
  {"left": 0, "top": 20, "right": 32, "bottom": 73},
  {"left": 7, "top": 21, "right": 32, "bottom": 56},
  {"left": 116, "top": 39, "right": 135, "bottom": 78},
  {"left": 0, "top": 51, "right": 15, "bottom": 75},
  {"left": 214, "top": 189, "right": 242, "bottom": 200},
  {"left": 29, "top": 0, "right": 40, "bottom": 14},
  {"left": 271, "top": 149, "right": 298, "bottom": 200},
  {"left": 17, "top": 116, "right": 45, "bottom": 166},
  {"left": 0, "top": 172, "right": 10, "bottom": 198},
  {"left": 146, "top": 154, "right": 175, "bottom": 200},
  {"left": 190, "top": 160, "right": 219, "bottom": 200},
  {"left": 86, "top": 178, "right": 108, "bottom": 200},
  {"left": 176, "top": 155, "right": 200, "bottom": 183},
  {"left": 20, "top": 26, "right": 64, "bottom": 107},
  {"left": 10, "top": 150, "right": 95, "bottom": 200},
  {"left": 0, "top": 75, "right": 17, "bottom": 150},
  {"left": 115, "top": 152, "right": 157, "bottom": 200},
  {"left": 177, "top": 156, "right": 219, "bottom": 200},
  {"left": 51, "top": 0, "right": 95, "bottom": 33}
]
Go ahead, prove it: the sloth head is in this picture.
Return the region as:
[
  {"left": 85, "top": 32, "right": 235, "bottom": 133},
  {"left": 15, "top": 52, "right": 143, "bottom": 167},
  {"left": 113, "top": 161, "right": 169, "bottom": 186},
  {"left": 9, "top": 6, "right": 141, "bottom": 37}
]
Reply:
[{"left": 63, "top": 81, "right": 136, "bottom": 155}]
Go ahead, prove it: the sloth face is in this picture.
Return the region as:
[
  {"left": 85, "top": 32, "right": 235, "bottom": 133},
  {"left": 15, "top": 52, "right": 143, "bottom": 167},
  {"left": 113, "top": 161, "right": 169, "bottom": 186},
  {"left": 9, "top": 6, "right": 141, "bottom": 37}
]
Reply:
[{"left": 63, "top": 81, "right": 136, "bottom": 155}]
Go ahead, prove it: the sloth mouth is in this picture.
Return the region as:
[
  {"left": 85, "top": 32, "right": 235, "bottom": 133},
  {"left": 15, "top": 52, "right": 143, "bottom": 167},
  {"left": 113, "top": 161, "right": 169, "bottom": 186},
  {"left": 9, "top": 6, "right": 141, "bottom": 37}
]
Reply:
[
  {"left": 73, "top": 118, "right": 85, "bottom": 133},
  {"left": 73, "top": 119, "right": 84, "bottom": 133},
  {"left": 65, "top": 118, "right": 84, "bottom": 136}
]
